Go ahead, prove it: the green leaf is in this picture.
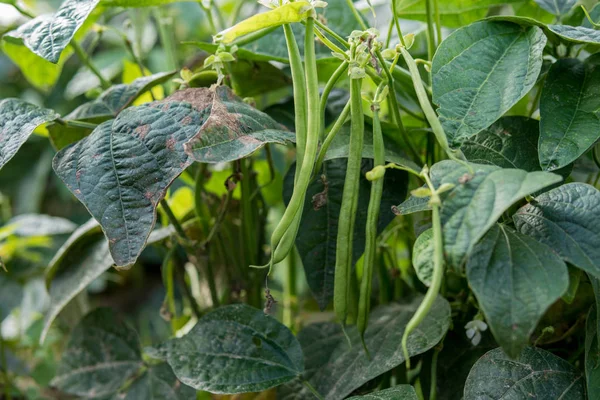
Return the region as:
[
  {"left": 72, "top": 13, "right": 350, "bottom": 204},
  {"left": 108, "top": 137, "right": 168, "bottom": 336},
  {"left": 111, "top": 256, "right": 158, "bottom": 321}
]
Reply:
[
  {"left": 160, "top": 304, "right": 303, "bottom": 394},
  {"left": 547, "top": 24, "right": 600, "bottom": 45},
  {"left": 51, "top": 308, "right": 143, "bottom": 398},
  {"left": 586, "top": 305, "right": 600, "bottom": 399},
  {"left": 534, "top": 0, "right": 577, "bottom": 15},
  {"left": 100, "top": 0, "right": 186, "bottom": 6},
  {"left": 394, "top": 0, "right": 523, "bottom": 28},
  {"left": 3, "top": 0, "right": 100, "bottom": 63},
  {"left": 562, "top": 265, "right": 581, "bottom": 304},
  {"left": 432, "top": 21, "right": 546, "bottom": 147},
  {"left": 183, "top": 87, "right": 293, "bottom": 163},
  {"left": 282, "top": 158, "right": 408, "bottom": 309},
  {"left": 539, "top": 56, "right": 600, "bottom": 171},
  {"left": 215, "top": 1, "right": 313, "bottom": 44},
  {"left": 346, "top": 386, "right": 418, "bottom": 400},
  {"left": 278, "top": 297, "right": 451, "bottom": 400},
  {"left": 7, "top": 214, "right": 76, "bottom": 237},
  {"left": 47, "top": 71, "right": 176, "bottom": 150},
  {"left": 397, "top": 161, "right": 562, "bottom": 268},
  {"left": 0, "top": 99, "right": 59, "bottom": 170},
  {"left": 460, "top": 116, "right": 542, "bottom": 171},
  {"left": 466, "top": 225, "right": 568, "bottom": 358},
  {"left": 412, "top": 228, "right": 434, "bottom": 287},
  {"left": 513, "top": 183, "right": 600, "bottom": 278},
  {"left": 109, "top": 363, "right": 195, "bottom": 400},
  {"left": 41, "top": 221, "right": 174, "bottom": 343},
  {"left": 464, "top": 347, "right": 585, "bottom": 399}
]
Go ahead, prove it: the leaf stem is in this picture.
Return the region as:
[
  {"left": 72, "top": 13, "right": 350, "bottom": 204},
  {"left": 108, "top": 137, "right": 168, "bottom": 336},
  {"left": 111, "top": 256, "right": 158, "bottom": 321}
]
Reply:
[
  {"left": 390, "top": 0, "right": 406, "bottom": 46},
  {"left": 56, "top": 118, "right": 98, "bottom": 130},
  {"left": 314, "top": 19, "right": 350, "bottom": 48},
  {"left": 319, "top": 60, "right": 349, "bottom": 141},
  {"left": 425, "top": 0, "right": 437, "bottom": 62},
  {"left": 160, "top": 199, "right": 189, "bottom": 241},
  {"left": 345, "top": 0, "right": 367, "bottom": 30},
  {"left": 302, "top": 379, "right": 325, "bottom": 400},
  {"left": 314, "top": 101, "right": 351, "bottom": 179},
  {"left": 9, "top": 1, "right": 34, "bottom": 18},
  {"left": 70, "top": 41, "right": 111, "bottom": 90},
  {"left": 1, "top": 337, "right": 12, "bottom": 400},
  {"left": 154, "top": 9, "right": 179, "bottom": 72}
]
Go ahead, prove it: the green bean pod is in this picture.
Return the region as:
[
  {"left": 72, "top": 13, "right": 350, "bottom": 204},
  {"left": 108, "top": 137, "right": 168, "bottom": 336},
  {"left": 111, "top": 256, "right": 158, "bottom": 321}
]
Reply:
[
  {"left": 357, "top": 99, "right": 385, "bottom": 347},
  {"left": 334, "top": 76, "right": 364, "bottom": 325}
]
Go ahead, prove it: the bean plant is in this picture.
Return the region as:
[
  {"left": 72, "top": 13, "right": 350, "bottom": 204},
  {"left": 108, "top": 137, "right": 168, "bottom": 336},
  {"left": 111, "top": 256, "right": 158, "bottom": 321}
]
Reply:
[{"left": 0, "top": 0, "right": 600, "bottom": 398}]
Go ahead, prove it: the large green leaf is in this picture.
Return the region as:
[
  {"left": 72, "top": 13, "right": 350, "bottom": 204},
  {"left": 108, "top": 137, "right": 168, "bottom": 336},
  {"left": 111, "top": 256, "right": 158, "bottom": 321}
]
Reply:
[
  {"left": 48, "top": 71, "right": 176, "bottom": 150},
  {"left": 182, "top": 87, "right": 293, "bottom": 163},
  {"left": 513, "top": 183, "right": 600, "bottom": 278},
  {"left": 109, "top": 363, "right": 195, "bottom": 400},
  {"left": 432, "top": 21, "right": 546, "bottom": 147},
  {"left": 394, "top": 0, "right": 523, "bottom": 28},
  {"left": 278, "top": 297, "right": 451, "bottom": 400},
  {"left": 464, "top": 347, "right": 585, "bottom": 399},
  {"left": 101, "top": 0, "right": 186, "bottom": 6},
  {"left": 460, "top": 116, "right": 542, "bottom": 171},
  {"left": 535, "top": 0, "right": 577, "bottom": 15},
  {"left": 0, "top": 99, "right": 58, "bottom": 170},
  {"left": 41, "top": 222, "right": 174, "bottom": 343},
  {"left": 539, "top": 56, "right": 600, "bottom": 171},
  {"left": 160, "top": 304, "right": 303, "bottom": 394},
  {"left": 397, "top": 161, "right": 562, "bottom": 268},
  {"left": 466, "top": 224, "right": 568, "bottom": 358},
  {"left": 51, "top": 308, "right": 143, "bottom": 398},
  {"left": 346, "top": 386, "right": 418, "bottom": 400},
  {"left": 3, "top": 0, "right": 100, "bottom": 63},
  {"left": 52, "top": 86, "right": 287, "bottom": 267},
  {"left": 586, "top": 305, "right": 600, "bottom": 399},
  {"left": 282, "top": 158, "right": 408, "bottom": 309}
]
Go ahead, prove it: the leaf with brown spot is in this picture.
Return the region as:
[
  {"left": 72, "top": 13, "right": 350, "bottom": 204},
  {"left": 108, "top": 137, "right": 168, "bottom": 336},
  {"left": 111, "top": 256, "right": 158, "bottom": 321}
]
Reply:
[
  {"left": 52, "top": 86, "right": 290, "bottom": 268},
  {"left": 183, "top": 86, "right": 294, "bottom": 163}
]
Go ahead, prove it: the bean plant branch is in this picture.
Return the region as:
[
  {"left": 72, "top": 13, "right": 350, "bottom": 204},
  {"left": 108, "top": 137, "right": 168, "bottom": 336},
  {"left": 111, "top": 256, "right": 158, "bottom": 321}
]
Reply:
[{"left": 70, "top": 40, "right": 111, "bottom": 89}]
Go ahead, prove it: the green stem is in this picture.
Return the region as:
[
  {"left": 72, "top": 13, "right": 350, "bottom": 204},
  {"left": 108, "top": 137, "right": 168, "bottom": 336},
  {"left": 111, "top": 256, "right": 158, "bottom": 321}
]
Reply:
[
  {"left": 399, "top": 47, "right": 467, "bottom": 166},
  {"left": 240, "top": 159, "right": 257, "bottom": 265},
  {"left": 10, "top": 2, "right": 34, "bottom": 18},
  {"left": 319, "top": 60, "right": 349, "bottom": 141},
  {"left": 401, "top": 171, "right": 444, "bottom": 372},
  {"left": 345, "top": 0, "right": 367, "bottom": 30},
  {"left": 314, "top": 19, "right": 350, "bottom": 48},
  {"left": 229, "top": 26, "right": 279, "bottom": 47},
  {"left": 314, "top": 101, "right": 351, "bottom": 178},
  {"left": 230, "top": 0, "right": 246, "bottom": 25},
  {"left": 433, "top": 0, "right": 442, "bottom": 47},
  {"left": 425, "top": 0, "right": 437, "bottom": 62},
  {"left": 154, "top": 9, "right": 178, "bottom": 72},
  {"left": 160, "top": 199, "right": 189, "bottom": 241},
  {"left": 283, "top": 248, "right": 298, "bottom": 329},
  {"left": 390, "top": 0, "right": 406, "bottom": 46},
  {"left": 56, "top": 118, "right": 98, "bottom": 130},
  {"left": 198, "top": 1, "right": 218, "bottom": 33},
  {"left": 1, "top": 336, "right": 11, "bottom": 400},
  {"left": 430, "top": 346, "right": 440, "bottom": 400},
  {"left": 70, "top": 41, "right": 110, "bottom": 89},
  {"left": 302, "top": 379, "right": 325, "bottom": 400}
]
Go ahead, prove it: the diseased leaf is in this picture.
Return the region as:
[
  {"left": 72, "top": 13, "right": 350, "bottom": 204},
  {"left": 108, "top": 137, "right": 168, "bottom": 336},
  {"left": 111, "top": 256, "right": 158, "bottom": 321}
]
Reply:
[
  {"left": 394, "top": 0, "right": 523, "bottom": 28},
  {"left": 535, "top": 0, "right": 577, "bottom": 15},
  {"left": 539, "top": 56, "right": 600, "bottom": 171},
  {"left": 283, "top": 158, "right": 408, "bottom": 309},
  {"left": 53, "top": 86, "right": 286, "bottom": 267},
  {"left": 160, "top": 304, "right": 303, "bottom": 394},
  {"left": 397, "top": 161, "right": 562, "bottom": 268},
  {"left": 466, "top": 225, "right": 568, "bottom": 358},
  {"left": 3, "top": 0, "right": 100, "bottom": 63},
  {"left": 278, "top": 297, "right": 451, "bottom": 400},
  {"left": 460, "top": 116, "right": 542, "bottom": 171},
  {"left": 346, "top": 386, "right": 418, "bottom": 400},
  {"left": 413, "top": 228, "right": 434, "bottom": 287},
  {"left": 51, "top": 308, "right": 143, "bottom": 398},
  {"left": 41, "top": 222, "right": 174, "bottom": 343},
  {"left": 0, "top": 99, "right": 59, "bottom": 170},
  {"left": 464, "top": 347, "right": 585, "bottom": 399},
  {"left": 183, "top": 87, "right": 293, "bottom": 163},
  {"left": 109, "top": 363, "right": 195, "bottom": 400},
  {"left": 432, "top": 21, "right": 546, "bottom": 147},
  {"left": 586, "top": 305, "right": 600, "bottom": 399},
  {"left": 48, "top": 71, "right": 176, "bottom": 150},
  {"left": 215, "top": 1, "right": 313, "bottom": 44},
  {"left": 514, "top": 183, "right": 600, "bottom": 278}
]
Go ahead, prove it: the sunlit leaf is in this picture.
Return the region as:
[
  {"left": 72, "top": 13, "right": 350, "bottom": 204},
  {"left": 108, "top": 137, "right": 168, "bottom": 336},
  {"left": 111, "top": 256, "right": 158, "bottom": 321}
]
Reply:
[{"left": 534, "top": 0, "right": 577, "bottom": 15}]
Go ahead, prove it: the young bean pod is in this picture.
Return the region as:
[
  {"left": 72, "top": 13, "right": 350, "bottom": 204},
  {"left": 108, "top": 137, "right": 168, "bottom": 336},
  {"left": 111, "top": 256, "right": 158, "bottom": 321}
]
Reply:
[{"left": 357, "top": 86, "right": 386, "bottom": 352}]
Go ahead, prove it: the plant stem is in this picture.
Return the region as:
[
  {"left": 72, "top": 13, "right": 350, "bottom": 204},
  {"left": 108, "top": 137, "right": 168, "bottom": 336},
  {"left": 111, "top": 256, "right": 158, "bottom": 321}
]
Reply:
[
  {"left": 390, "top": 0, "right": 406, "bottom": 46},
  {"left": 154, "top": 9, "right": 178, "bottom": 73},
  {"left": 319, "top": 60, "right": 349, "bottom": 141},
  {"left": 160, "top": 199, "right": 189, "bottom": 241},
  {"left": 345, "top": 0, "right": 367, "bottom": 30},
  {"left": 433, "top": 0, "right": 442, "bottom": 47},
  {"left": 314, "top": 101, "right": 351, "bottom": 178},
  {"left": 430, "top": 346, "right": 440, "bottom": 400},
  {"left": 425, "top": 0, "right": 437, "bottom": 62},
  {"left": 401, "top": 170, "right": 444, "bottom": 372},
  {"left": 198, "top": 1, "right": 218, "bottom": 33},
  {"left": 10, "top": 2, "right": 34, "bottom": 18},
  {"left": 314, "top": 19, "right": 350, "bottom": 48},
  {"left": 283, "top": 248, "right": 297, "bottom": 329},
  {"left": 230, "top": 0, "right": 246, "bottom": 25},
  {"left": 1, "top": 337, "right": 12, "bottom": 400},
  {"left": 302, "top": 379, "right": 325, "bottom": 400},
  {"left": 56, "top": 118, "right": 98, "bottom": 130},
  {"left": 240, "top": 159, "right": 257, "bottom": 265},
  {"left": 70, "top": 41, "right": 111, "bottom": 89}
]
